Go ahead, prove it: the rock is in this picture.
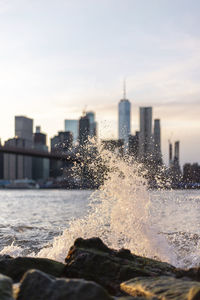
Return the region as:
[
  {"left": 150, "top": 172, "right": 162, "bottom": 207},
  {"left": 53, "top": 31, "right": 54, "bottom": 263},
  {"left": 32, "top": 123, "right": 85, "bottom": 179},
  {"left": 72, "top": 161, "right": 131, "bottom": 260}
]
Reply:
[
  {"left": 120, "top": 276, "right": 200, "bottom": 299},
  {"left": 16, "top": 269, "right": 112, "bottom": 300},
  {"left": 13, "top": 284, "right": 20, "bottom": 300},
  {"left": 62, "top": 237, "right": 177, "bottom": 296},
  {"left": 0, "top": 256, "right": 65, "bottom": 282},
  {"left": 177, "top": 267, "right": 200, "bottom": 282},
  {"left": 114, "top": 297, "right": 156, "bottom": 300},
  {"left": 0, "top": 273, "right": 13, "bottom": 300}
]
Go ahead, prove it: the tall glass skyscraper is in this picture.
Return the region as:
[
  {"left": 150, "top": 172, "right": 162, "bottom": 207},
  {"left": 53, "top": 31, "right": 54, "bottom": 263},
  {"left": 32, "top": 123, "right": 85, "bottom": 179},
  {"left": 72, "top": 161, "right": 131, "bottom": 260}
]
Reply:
[
  {"left": 86, "top": 111, "right": 97, "bottom": 138},
  {"left": 118, "top": 99, "right": 131, "bottom": 146},
  {"left": 64, "top": 120, "right": 79, "bottom": 144}
]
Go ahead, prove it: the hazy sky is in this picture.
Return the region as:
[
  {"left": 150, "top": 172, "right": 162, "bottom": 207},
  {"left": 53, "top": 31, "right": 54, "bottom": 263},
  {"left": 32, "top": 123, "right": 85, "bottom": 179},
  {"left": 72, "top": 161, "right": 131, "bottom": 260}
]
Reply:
[{"left": 0, "top": 0, "right": 200, "bottom": 166}]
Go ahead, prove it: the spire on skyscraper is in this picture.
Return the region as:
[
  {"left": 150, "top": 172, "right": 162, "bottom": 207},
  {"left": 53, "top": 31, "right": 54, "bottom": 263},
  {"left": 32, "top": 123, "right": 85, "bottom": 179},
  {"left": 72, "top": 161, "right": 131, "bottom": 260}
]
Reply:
[{"left": 123, "top": 78, "right": 126, "bottom": 100}]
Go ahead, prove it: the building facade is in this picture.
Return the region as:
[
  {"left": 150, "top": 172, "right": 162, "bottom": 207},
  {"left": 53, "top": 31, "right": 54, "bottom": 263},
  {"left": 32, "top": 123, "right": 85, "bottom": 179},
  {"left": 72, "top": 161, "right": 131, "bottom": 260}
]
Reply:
[
  {"left": 15, "top": 116, "right": 33, "bottom": 141},
  {"left": 64, "top": 120, "right": 79, "bottom": 145},
  {"left": 32, "top": 126, "right": 49, "bottom": 181},
  {"left": 4, "top": 137, "right": 32, "bottom": 179},
  {"left": 79, "top": 115, "right": 90, "bottom": 147},
  {"left": 86, "top": 112, "right": 97, "bottom": 139},
  {"left": 118, "top": 99, "right": 131, "bottom": 146},
  {"left": 138, "top": 107, "right": 153, "bottom": 160},
  {"left": 50, "top": 131, "right": 73, "bottom": 178},
  {"left": 4, "top": 116, "right": 33, "bottom": 180},
  {"left": 153, "top": 119, "right": 162, "bottom": 163}
]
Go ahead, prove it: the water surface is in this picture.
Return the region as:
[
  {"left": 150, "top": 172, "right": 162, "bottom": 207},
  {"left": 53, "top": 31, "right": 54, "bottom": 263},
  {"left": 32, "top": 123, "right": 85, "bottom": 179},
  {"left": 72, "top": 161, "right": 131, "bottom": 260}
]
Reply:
[{"left": 0, "top": 189, "right": 200, "bottom": 268}]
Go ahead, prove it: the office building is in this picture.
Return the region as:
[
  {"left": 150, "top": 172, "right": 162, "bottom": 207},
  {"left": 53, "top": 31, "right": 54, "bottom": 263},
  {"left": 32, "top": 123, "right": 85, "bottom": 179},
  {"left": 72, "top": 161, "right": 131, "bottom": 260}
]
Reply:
[
  {"left": 34, "top": 126, "right": 46, "bottom": 145},
  {"left": 169, "top": 142, "right": 173, "bottom": 167},
  {"left": 50, "top": 131, "right": 73, "bottom": 178},
  {"left": 15, "top": 116, "right": 33, "bottom": 142},
  {"left": 15, "top": 116, "right": 33, "bottom": 178},
  {"left": 173, "top": 141, "right": 181, "bottom": 183},
  {"left": 4, "top": 116, "right": 33, "bottom": 180},
  {"left": 174, "top": 141, "right": 180, "bottom": 166},
  {"left": 79, "top": 115, "right": 90, "bottom": 146},
  {"left": 32, "top": 126, "right": 49, "bottom": 181},
  {"left": 4, "top": 137, "right": 32, "bottom": 179},
  {"left": 51, "top": 131, "right": 73, "bottom": 153},
  {"left": 86, "top": 111, "right": 97, "bottom": 138},
  {"left": 169, "top": 140, "right": 180, "bottom": 168},
  {"left": 138, "top": 107, "right": 153, "bottom": 160},
  {"left": 153, "top": 119, "right": 162, "bottom": 163},
  {"left": 64, "top": 120, "right": 78, "bottom": 144},
  {"left": 118, "top": 98, "right": 131, "bottom": 146}
]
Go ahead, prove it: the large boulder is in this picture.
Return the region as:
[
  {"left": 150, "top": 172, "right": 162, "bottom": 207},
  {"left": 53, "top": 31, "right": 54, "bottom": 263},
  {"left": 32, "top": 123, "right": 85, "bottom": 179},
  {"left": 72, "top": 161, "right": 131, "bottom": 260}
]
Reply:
[
  {"left": 62, "top": 237, "right": 177, "bottom": 296},
  {"left": 0, "top": 273, "right": 13, "bottom": 300},
  {"left": 16, "top": 269, "right": 112, "bottom": 300},
  {"left": 120, "top": 276, "right": 200, "bottom": 299},
  {"left": 0, "top": 255, "right": 65, "bottom": 282},
  {"left": 114, "top": 297, "right": 157, "bottom": 300},
  {"left": 177, "top": 267, "right": 200, "bottom": 282}
]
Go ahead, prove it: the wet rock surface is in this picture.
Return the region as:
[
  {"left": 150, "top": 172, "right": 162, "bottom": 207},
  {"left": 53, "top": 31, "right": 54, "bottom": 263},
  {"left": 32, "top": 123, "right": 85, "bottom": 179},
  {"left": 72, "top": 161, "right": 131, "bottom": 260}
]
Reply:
[
  {"left": 0, "top": 255, "right": 65, "bottom": 282},
  {"left": 115, "top": 297, "right": 157, "bottom": 300},
  {"left": 177, "top": 266, "right": 200, "bottom": 282},
  {"left": 0, "top": 273, "right": 13, "bottom": 300},
  {"left": 62, "top": 237, "right": 177, "bottom": 295},
  {"left": 2, "top": 238, "right": 200, "bottom": 299},
  {"left": 16, "top": 269, "right": 112, "bottom": 300},
  {"left": 121, "top": 276, "right": 200, "bottom": 299}
]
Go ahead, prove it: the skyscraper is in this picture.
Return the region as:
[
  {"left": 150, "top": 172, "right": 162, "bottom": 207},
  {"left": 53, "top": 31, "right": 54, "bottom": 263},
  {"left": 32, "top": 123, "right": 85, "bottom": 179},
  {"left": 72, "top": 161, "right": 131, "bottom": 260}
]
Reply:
[
  {"left": 153, "top": 119, "right": 162, "bottom": 163},
  {"left": 79, "top": 115, "right": 90, "bottom": 146},
  {"left": 4, "top": 116, "right": 33, "bottom": 179},
  {"left": 174, "top": 141, "right": 180, "bottom": 166},
  {"left": 169, "top": 142, "right": 173, "bottom": 167},
  {"left": 15, "top": 116, "right": 33, "bottom": 142},
  {"left": 50, "top": 131, "right": 73, "bottom": 178},
  {"left": 16, "top": 116, "right": 33, "bottom": 179},
  {"left": 32, "top": 126, "right": 49, "bottom": 181},
  {"left": 118, "top": 83, "right": 131, "bottom": 146},
  {"left": 51, "top": 131, "right": 73, "bottom": 152},
  {"left": 139, "top": 107, "right": 153, "bottom": 160},
  {"left": 64, "top": 120, "right": 79, "bottom": 144},
  {"left": 86, "top": 111, "right": 97, "bottom": 138},
  {"left": 4, "top": 138, "right": 23, "bottom": 180},
  {"left": 169, "top": 141, "right": 181, "bottom": 184}
]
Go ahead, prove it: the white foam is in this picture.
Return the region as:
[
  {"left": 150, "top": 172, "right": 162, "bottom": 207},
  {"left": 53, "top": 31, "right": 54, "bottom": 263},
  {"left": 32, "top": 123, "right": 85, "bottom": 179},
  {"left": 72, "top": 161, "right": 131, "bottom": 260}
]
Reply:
[{"left": 0, "top": 242, "right": 24, "bottom": 257}]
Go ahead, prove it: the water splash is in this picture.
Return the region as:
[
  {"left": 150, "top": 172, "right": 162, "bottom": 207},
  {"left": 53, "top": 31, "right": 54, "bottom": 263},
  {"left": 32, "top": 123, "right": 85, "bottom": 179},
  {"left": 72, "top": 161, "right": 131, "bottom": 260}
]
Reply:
[
  {"left": 36, "top": 143, "right": 177, "bottom": 265},
  {"left": 0, "top": 242, "right": 24, "bottom": 257}
]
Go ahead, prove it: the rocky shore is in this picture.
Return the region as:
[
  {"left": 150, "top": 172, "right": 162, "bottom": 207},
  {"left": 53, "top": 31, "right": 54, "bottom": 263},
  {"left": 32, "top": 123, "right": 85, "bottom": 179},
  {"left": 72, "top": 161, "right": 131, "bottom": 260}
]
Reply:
[{"left": 1, "top": 237, "right": 200, "bottom": 299}]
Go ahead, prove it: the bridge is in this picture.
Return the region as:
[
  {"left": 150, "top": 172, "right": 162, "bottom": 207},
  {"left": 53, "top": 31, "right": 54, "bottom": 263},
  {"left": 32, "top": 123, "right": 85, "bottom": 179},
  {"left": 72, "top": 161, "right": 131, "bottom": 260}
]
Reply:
[{"left": 0, "top": 145, "right": 79, "bottom": 163}]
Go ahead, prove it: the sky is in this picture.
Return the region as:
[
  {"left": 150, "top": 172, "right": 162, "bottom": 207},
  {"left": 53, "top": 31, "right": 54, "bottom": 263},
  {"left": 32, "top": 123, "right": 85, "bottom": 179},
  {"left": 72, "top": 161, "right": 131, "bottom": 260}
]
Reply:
[{"left": 0, "top": 0, "right": 200, "bottom": 166}]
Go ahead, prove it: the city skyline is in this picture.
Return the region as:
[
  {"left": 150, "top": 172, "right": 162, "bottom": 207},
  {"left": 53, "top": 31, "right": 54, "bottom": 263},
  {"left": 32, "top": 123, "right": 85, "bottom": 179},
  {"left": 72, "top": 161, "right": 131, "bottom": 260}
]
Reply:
[
  {"left": 0, "top": 99, "right": 197, "bottom": 167},
  {"left": 0, "top": 0, "right": 200, "bottom": 166},
  {"left": 0, "top": 105, "right": 182, "bottom": 166}
]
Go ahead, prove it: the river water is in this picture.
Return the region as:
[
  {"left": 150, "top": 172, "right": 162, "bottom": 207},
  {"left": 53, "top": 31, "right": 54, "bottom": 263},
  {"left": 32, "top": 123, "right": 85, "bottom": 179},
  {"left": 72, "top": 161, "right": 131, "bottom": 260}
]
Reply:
[
  {"left": 0, "top": 189, "right": 200, "bottom": 269},
  {"left": 0, "top": 190, "right": 91, "bottom": 255}
]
